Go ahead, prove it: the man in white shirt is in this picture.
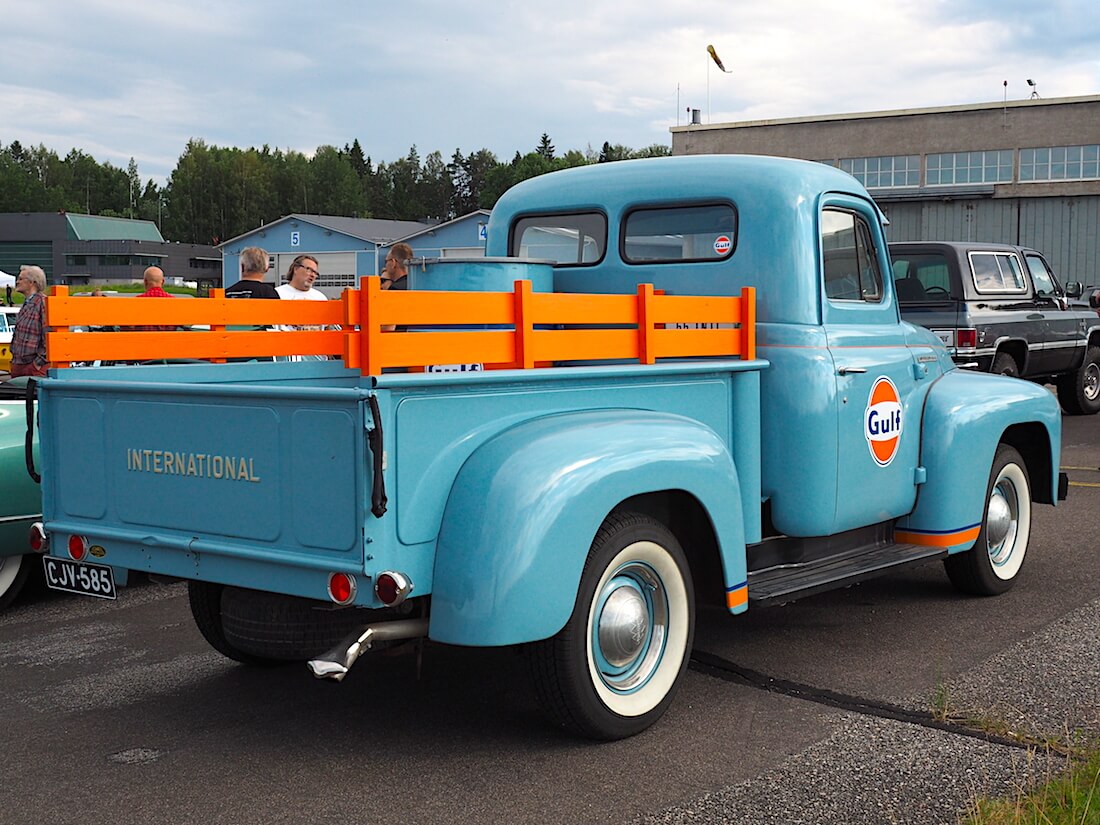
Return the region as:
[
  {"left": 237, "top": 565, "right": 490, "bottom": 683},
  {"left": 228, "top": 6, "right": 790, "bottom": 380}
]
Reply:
[
  {"left": 276, "top": 255, "right": 329, "bottom": 360},
  {"left": 276, "top": 256, "right": 327, "bottom": 302}
]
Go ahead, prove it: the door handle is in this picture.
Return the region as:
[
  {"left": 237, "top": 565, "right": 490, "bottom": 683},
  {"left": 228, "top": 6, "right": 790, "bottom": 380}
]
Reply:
[{"left": 837, "top": 367, "right": 867, "bottom": 375}]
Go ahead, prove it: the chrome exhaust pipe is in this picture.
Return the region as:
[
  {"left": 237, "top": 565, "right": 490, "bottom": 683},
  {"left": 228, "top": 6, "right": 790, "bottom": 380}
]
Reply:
[{"left": 307, "top": 618, "right": 429, "bottom": 682}]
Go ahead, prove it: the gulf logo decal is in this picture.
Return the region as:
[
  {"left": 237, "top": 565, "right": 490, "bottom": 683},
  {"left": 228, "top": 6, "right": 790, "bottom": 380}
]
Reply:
[
  {"left": 865, "top": 376, "right": 902, "bottom": 467},
  {"left": 713, "top": 235, "right": 732, "bottom": 255}
]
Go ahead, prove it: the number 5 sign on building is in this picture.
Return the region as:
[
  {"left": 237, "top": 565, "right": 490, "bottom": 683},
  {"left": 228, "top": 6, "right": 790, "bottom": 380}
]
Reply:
[{"left": 291, "top": 231, "right": 300, "bottom": 247}]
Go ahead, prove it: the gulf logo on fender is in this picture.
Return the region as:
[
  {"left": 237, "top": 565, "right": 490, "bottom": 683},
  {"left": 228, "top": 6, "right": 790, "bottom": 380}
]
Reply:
[{"left": 865, "top": 376, "right": 902, "bottom": 466}]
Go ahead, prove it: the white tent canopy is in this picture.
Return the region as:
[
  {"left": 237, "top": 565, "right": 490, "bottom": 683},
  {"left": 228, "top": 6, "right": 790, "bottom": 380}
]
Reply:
[{"left": 0, "top": 270, "right": 14, "bottom": 287}]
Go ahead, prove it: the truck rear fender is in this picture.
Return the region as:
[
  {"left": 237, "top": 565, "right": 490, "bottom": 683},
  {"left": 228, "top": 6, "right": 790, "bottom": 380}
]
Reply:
[
  {"left": 429, "top": 410, "right": 747, "bottom": 647},
  {"left": 895, "top": 370, "right": 1061, "bottom": 550}
]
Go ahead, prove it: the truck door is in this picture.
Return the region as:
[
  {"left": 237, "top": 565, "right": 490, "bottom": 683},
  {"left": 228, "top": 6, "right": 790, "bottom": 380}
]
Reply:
[
  {"left": 821, "top": 200, "right": 927, "bottom": 533},
  {"left": 1024, "top": 250, "right": 1083, "bottom": 374}
]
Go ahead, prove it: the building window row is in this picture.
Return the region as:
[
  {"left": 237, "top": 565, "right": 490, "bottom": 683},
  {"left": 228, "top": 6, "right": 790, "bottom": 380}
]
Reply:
[
  {"left": 66, "top": 254, "right": 165, "bottom": 267},
  {"left": 1020, "top": 145, "right": 1100, "bottom": 182},
  {"left": 926, "top": 150, "right": 1014, "bottom": 185},
  {"left": 839, "top": 156, "right": 919, "bottom": 188},
  {"left": 838, "top": 144, "right": 1100, "bottom": 189}
]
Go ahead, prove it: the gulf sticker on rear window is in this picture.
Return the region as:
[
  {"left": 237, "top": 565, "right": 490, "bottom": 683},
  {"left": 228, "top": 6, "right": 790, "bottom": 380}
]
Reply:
[{"left": 714, "top": 235, "right": 732, "bottom": 255}]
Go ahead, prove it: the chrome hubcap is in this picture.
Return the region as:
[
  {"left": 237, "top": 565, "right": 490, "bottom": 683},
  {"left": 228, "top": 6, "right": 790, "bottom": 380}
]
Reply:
[
  {"left": 593, "top": 563, "right": 667, "bottom": 693},
  {"left": 598, "top": 586, "right": 650, "bottom": 667},
  {"left": 986, "top": 479, "right": 1018, "bottom": 565},
  {"left": 1084, "top": 364, "right": 1100, "bottom": 402}
]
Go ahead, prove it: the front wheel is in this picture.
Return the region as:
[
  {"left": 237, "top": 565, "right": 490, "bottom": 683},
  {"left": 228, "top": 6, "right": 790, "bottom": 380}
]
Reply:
[
  {"left": 1056, "top": 345, "right": 1100, "bottom": 415},
  {"left": 944, "top": 444, "right": 1031, "bottom": 595},
  {"left": 530, "top": 510, "right": 695, "bottom": 740}
]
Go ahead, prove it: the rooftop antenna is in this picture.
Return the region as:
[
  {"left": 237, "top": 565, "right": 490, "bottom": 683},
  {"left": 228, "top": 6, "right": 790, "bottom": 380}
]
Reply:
[
  {"left": 1027, "top": 78, "right": 1040, "bottom": 99},
  {"left": 1002, "top": 80, "right": 1008, "bottom": 129}
]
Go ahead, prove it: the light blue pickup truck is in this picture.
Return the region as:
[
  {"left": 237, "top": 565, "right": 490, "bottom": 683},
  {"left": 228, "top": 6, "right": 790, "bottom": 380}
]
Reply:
[{"left": 33, "top": 156, "right": 1065, "bottom": 739}]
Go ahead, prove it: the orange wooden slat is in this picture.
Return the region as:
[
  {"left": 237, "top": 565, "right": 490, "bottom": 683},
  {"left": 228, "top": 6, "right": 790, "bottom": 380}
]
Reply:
[
  {"left": 651, "top": 328, "right": 743, "bottom": 358},
  {"left": 46, "top": 330, "right": 348, "bottom": 362},
  {"left": 529, "top": 329, "right": 642, "bottom": 362}
]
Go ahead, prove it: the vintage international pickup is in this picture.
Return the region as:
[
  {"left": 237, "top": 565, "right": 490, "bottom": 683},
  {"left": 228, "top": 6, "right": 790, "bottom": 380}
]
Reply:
[{"left": 31, "top": 156, "right": 1065, "bottom": 739}]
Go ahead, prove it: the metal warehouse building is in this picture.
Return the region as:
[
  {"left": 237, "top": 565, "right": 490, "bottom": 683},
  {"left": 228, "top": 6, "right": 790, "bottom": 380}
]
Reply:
[
  {"left": 0, "top": 212, "right": 221, "bottom": 288},
  {"left": 671, "top": 94, "right": 1100, "bottom": 286}
]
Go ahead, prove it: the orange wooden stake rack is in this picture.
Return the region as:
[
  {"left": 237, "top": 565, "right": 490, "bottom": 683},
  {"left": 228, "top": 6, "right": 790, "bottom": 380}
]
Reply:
[{"left": 44, "top": 278, "right": 756, "bottom": 373}]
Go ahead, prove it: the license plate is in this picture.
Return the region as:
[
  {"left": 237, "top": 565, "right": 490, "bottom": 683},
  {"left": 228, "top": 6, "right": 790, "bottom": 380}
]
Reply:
[{"left": 42, "top": 557, "right": 117, "bottom": 600}]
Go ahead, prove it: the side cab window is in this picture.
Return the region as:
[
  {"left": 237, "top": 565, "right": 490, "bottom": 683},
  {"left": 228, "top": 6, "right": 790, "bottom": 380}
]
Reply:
[
  {"left": 1024, "top": 253, "right": 1057, "bottom": 298},
  {"left": 970, "top": 252, "right": 1027, "bottom": 294},
  {"left": 821, "top": 206, "right": 884, "bottom": 304}
]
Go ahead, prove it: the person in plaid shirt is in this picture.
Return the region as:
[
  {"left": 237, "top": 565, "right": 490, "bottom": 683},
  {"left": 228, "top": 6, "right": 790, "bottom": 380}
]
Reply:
[{"left": 11, "top": 265, "right": 48, "bottom": 378}]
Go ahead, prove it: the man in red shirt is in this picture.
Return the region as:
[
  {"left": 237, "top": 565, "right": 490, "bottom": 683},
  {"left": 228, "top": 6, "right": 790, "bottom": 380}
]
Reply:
[
  {"left": 139, "top": 266, "right": 174, "bottom": 331},
  {"left": 140, "top": 266, "right": 173, "bottom": 299}
]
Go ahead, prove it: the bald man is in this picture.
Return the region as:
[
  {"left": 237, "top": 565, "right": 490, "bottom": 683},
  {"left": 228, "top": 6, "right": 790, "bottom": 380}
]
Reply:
[
  {"left": 138, "top": 265, "right": 174, "bottom": 331},
  {"left": 140, "top": 266, "right": 172, "bottom": 298}
]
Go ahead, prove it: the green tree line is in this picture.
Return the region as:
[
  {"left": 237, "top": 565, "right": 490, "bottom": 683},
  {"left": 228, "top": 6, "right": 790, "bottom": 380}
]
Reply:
[{"left": 0, "top": 135, "right": 670, "bottom": 245}]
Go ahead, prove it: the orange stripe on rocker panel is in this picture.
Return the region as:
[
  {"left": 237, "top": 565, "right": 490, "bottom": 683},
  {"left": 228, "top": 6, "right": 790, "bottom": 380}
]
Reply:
[
  {"left": 726, "top": 586, "right": 748, "bottom": 609},
  {"left": 895, "top": 526, "right": 981, "bottom": 547}
]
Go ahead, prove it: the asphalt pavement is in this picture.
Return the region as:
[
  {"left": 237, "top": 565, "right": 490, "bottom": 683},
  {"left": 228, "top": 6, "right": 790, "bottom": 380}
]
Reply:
[{"left": 3, "top": 415, "right": 1098, "bottom": 825}]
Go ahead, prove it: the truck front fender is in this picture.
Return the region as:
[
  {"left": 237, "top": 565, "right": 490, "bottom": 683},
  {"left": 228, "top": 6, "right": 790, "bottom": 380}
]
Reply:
[
  {"left": 895, "top": 370, "right": 1061, "bottom": 551},
  {"left": 429, "top": 409, "right": 746, "bottom": 646}
]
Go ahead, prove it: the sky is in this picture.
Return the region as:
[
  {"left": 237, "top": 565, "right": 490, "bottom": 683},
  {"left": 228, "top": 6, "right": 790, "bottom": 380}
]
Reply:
[{"left": 4, "top": 0, "right": 1099, "bottom": 186}]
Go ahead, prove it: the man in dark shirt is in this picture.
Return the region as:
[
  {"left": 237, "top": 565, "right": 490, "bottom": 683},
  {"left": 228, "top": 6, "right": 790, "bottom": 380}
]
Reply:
[{"left": 225, "top": 247, "right": 279, "bottom": 299}]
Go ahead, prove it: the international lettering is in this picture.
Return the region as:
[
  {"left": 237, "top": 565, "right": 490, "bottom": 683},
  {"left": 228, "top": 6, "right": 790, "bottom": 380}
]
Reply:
[{"left": 126, "top": 448, "right": 261, "bottom": 482}]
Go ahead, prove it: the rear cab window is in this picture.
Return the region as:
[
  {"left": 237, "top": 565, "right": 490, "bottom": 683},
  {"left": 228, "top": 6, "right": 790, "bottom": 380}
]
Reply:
[
  {"left": 891, "top": 253, "right": 951, "bottom": 301},
  {"left": 622, "top": 203, "right": 737, "bottom": 264},
  {"left": 510, "top": 213, "right": 607, "bottom": 265}
]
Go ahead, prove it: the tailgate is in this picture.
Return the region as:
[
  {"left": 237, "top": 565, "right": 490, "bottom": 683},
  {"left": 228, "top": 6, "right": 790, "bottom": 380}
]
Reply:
[{"left": 41, "top": 378, "right": 369, "bottom": 578}]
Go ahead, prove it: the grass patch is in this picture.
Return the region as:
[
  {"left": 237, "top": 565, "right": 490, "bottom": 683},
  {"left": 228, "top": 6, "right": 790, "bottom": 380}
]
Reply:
[
  {"left": 964, "top": 747, "right": 1100, "bottom": 824},
  {"left": 931, "top": 681, "right": 1099, "bottom": 823}
]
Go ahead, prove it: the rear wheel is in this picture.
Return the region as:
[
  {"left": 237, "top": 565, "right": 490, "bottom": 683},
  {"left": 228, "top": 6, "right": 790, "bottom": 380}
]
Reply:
[
  {"left": 945, "top": 445, "right": 1031, "bottom": 596},
  {"left": 0, "top": 554, "right": 33, "bottom": 612},
  {"left": 1056, "top": 345, "right": 1100, "bottom": 415},
  {"left": 530, "top": 510, "right": 694, "bottom": 740},
  {"left": 219, "top": 586, "right": 371, "bottom": 661},
  {"left": 187, "top": 581, "right": 280, "bottom": 665},
  {"left": 992, "top": 352, "right": 1019, "bottom": 377}
]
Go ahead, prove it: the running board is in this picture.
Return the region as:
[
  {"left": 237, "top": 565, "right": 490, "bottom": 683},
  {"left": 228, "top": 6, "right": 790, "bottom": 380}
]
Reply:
[{"left": 747, "top": 542, "right": 947, "bottom": 605}]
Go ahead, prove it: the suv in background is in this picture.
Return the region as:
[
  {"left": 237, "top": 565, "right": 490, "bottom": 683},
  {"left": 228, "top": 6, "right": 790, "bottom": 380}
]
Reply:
[{"left": 890, "top": 241, "right": 1100, "bottom": 415}]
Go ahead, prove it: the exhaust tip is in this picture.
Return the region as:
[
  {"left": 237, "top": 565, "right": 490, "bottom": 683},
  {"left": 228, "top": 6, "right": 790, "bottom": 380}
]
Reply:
[{"left": 307, "top": 659, "right": 350, "bottom": 681}]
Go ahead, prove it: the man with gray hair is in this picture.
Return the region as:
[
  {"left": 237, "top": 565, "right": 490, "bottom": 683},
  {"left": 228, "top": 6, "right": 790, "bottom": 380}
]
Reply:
[
  {"left": 225, "top": 247, "right": 279, "bottom": 299},
  {"left": 11, "top": 265, "right": 48, "bottom": 377}
]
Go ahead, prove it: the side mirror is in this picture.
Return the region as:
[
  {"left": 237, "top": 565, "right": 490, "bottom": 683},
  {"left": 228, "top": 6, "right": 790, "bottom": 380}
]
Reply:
[
  {"left": 1065, "top": 281, "right": 1084, "bottom": 299},
  {"left": 1089, "top": 289, "right": 1100, "bottom": 310}
]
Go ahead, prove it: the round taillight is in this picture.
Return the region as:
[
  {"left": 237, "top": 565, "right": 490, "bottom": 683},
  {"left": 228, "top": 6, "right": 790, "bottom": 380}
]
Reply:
[
  {"left": 29, "top": 523, "right": 48, "bottom": 553},
  {"left": 375, "top": 571, "right": 412, "bottom": 606},
  {"left": 328, "top": 572, "right": 357, "bottom": 606},
  {"left": 68, "top": 534, "right": 88, "bottom": 561}
]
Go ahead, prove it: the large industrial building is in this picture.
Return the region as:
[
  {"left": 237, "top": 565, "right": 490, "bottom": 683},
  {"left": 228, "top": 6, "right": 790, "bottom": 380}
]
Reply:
[
  {"left": 671, "top": 94, "right": 1100, "bottom": 285},
  {"left": 0, "top": 212, "right": 221, "bottom": 289}
]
